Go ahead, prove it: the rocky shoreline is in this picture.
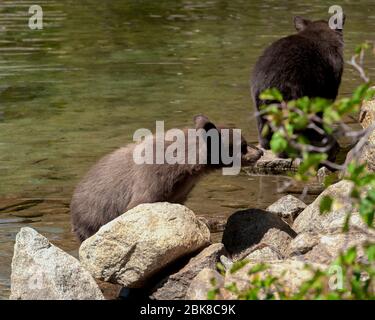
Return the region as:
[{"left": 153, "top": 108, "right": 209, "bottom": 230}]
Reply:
[
  {"left": 9, "top": 180, "right": 374, "bottom": 300},
  {"left": 8, "top": 99, "right": 375, "bottom": 300},
  {"left": 9, "top": 176, "right": 375, "bottom": 300}
]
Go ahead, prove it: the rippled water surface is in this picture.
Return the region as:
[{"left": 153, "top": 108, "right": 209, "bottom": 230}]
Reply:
[{"left": 1, "top": 0, "right": 375, "bottom": 299}]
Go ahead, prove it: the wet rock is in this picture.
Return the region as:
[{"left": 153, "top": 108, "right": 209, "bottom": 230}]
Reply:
[
  {"left": 293, "top": 180, "right": 369, "bottom": 234},
  {"left": 284, "top": 181, "right": 325, "bottom": 195},
  {"left": 246, "top": 150, "right": 300, "bottom": 174},
  {"left": 186, "top": 268, "right": 224, "bottom": 300},
  {"left": 223, "top": 260, "right": 326, "bottom": 299},
  {"left": 79, "top": 202, "right": 211, "bottom": 288},
  {"left": 266, "top": 195, "right": 307, "bottom": 224},
  {"left": 222, "top": 209, "right": 296, "bottom": 261},
  {"left": 151, "top": 243, "right": 226, "bottom": 300},
  {"left": 10, "top": 227, "right": 104, "bottom": 300}
]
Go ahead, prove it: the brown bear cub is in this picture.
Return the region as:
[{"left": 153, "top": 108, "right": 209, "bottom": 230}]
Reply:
[
  {"left": 70, "top": 115, "right": 263, "bottom": 242},
  {"left": 251, "top": 16, "right": 345, "bottom": 159}
]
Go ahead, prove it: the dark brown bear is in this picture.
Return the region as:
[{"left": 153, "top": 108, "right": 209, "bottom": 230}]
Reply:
[
  {"left": 70, "top": 115, "right": 263, "bottom": 242},
  {"left": 251, "top": 16, "right": 345, "bottom": 157}
]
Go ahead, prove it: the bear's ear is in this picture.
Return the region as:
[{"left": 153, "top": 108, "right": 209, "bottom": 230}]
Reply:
[
  {"left": 193, "top": 114, "right": 217, "bottom": 132},
  {"left": 294, "top": 16, "right": 310, "bottom": 31}
]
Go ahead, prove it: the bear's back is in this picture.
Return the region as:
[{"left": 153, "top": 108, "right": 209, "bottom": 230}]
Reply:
[{"left": 251, "top": 33, "right": 343, "bottom": 104}]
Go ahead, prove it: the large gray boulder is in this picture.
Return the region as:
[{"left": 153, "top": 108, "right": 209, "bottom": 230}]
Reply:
[
  {"left": 10, "top": 227, "right": 104, "bottom": 300},
  {"left": 222, "top": 209, "right": 296, "bottom": 260},
  {"left": 151, "top": 243, "right": 226, "bottom": 300},
  {"left": 79, "top": 202, "right": 211, "bottom": 288},
  {"left": 293, "top": 180, "right": 368, "bottom": 234}
]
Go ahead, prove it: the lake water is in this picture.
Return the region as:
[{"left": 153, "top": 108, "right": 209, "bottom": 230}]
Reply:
[{"left": 1, "top": 0, "right": 375, "bottom": 299}]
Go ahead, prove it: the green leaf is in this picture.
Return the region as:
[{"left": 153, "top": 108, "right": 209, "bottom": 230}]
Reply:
[
  {"left": 295, "top": 97, "right": 311, "bottom": 112},
  {"left": 311, "top": 97, "right": 331, "bottom": 113},
  {"left": 216, "top": 262, "right": 226, "bottom": 275},
  {"left": 207, "top": 289, "right": 217, "bottom": 300},
  {"left": 368, "top": 189, "right": 375, "bottom": 201},
  {"left": 260, "top": 88, "right": 283, "bottom": 102},
  {"left": 343, "top": 247, "right": 357, "bottom": 265},
  {"left": 248, "top": 263, "right": 268, "bottom": 275},
  {"left": 355, "top": 42, "right": 369, "bottom": 55},
  {"left": 347, "top": 163, "right": 366, "bottom": 181},
  {"left": 320, "top": 196, "right": 333, "bottom": 214},
  {"left": 270, "top": 132, "right": 288, "bottom": 153},
  {"left": 230, "top": 259, "right": 249, "bottom": 274},
  {"left": 225, "top": 283, "right": 238, "bottom": 294},
  {"left": 352, "top": 83, "right": 370, "bottom": 102},
  {"left": 337, "top": 98, "right": 355, "bottom": 114},
  {"left": 366, "top": 244, "right": 375, "bottom": 262},
  {"left": 323, "top": 107, "right": 340, "bottom": 125},
  {"left": 261, "top": 124, "right": 270, "bottom": 137},
  {"left": 364, "top": 88, "right": 375, "bottom": 101},
  {"left": 357, "top": 174, "right": 375, "bottom": 187},
  {"left": 323, "top": 174, "right": 336, "bottom": 188},
  {"left": 298, "top": 153, "right": 328, "bottom": 175},
  {"left": 359, "top": 198, "right": 375, "bottom": 227},
  {"left": 290, "top": 113, "right": 309, "bottom": 130}
]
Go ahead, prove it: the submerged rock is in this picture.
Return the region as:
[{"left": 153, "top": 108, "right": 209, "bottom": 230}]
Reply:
[
  {"left": 222, "top": 209, "right": 296, "bottom": 261},
  {"left": 266, "top": 195, "right": 307, "bottom": 225},
  {"left": 79, "top": 202, "right": 211, "bottom": 288},
  {"left": 245, "top": 150, "right": 300, "bottom": 174},
  {"left": 151, "top": 243, "right": 226, "bottom": 300},
  {"left": 10, "top": 227, "right": 104, "bottom": 300}
]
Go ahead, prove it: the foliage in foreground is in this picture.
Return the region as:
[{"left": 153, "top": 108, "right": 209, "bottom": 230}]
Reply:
[{"left": 209, "top": 244, "right": 374, "bottom": 300}]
